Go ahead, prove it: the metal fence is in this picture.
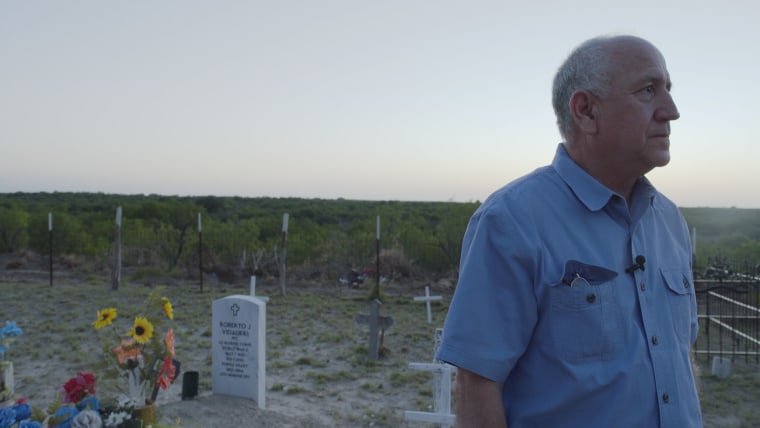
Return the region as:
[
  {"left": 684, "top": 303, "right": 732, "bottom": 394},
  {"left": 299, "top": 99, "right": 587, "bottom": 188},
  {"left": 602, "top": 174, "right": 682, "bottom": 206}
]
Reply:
[{"left": 694, "top": 277, "right": 760, "bottom": 366}]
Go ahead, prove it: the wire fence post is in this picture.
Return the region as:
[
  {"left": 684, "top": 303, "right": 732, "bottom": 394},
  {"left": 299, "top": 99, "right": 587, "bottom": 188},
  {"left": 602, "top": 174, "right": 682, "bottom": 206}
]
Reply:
[
  {"left": 111, "top": 206, "right": 122, "bottom": 291},
  {"left": 279, "top": 213, "right": 289, "bottom": 296},
  {"left": 374, "top": 215, "right": 381, "bottom": 300},
  {"left": 48, "top": 212, "right": 53, "bottom": 287},
  {"left": 198, "top": 212, "right": 203, "bottom": 293}
]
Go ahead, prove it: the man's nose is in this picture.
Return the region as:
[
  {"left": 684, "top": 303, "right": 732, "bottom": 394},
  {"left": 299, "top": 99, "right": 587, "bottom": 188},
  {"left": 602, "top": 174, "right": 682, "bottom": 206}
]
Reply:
[{"left": 656, "top": 91, "right": 680, "bottom": 121}]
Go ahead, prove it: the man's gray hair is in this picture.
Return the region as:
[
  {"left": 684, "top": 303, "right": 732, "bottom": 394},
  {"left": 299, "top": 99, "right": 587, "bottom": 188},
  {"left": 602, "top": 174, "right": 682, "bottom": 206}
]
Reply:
[{"left": 552, "top": 36, "right": 616, "bottom": 142}]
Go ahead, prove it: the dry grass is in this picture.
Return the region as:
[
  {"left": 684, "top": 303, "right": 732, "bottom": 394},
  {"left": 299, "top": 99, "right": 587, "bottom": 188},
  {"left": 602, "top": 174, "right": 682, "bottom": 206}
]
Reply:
[
  {"left": 1, "top": 268, "right": 759, "bottom": 427},
  {"left": 1, "top": 273, "right": 450, "bottom": 427}
]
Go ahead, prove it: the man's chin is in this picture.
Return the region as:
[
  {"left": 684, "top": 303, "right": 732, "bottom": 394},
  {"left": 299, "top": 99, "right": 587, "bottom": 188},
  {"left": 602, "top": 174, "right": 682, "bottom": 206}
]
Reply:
[
  {"left": 652, "top": 153, "right": 671, "bottom": 169},
  {"left": 642, "top": 151, "right": 670, "bottom": 174}
]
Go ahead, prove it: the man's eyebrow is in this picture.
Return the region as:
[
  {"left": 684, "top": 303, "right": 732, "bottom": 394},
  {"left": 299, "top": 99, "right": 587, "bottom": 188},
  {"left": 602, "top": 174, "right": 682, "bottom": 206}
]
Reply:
[{"left": 632, "top": 74, "right": 672, "bottom": 89}]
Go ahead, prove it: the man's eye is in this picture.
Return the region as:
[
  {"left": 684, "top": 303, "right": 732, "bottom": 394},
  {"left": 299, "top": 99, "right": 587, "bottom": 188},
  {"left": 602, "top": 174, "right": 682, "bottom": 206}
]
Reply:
[{"left": 636, "top": 84, "right": 656, "bottom": 100}]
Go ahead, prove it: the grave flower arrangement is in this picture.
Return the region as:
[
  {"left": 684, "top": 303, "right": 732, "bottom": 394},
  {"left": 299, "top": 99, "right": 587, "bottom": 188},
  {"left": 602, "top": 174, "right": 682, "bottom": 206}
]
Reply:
[
  {"left": 0, "top": 321, "right": 23, "bottom": 362},
  {"left": 93, "top": 289, "right": 178, "bottom": 407},
  {"left": 0, "top": 373, "right": 123, "bottom": 428},
  {"left": 52, "top": 372, "right": 138, "bottom": 428},
  {"left": 41, "top": 372, "right": 105, "bottom": 427}
]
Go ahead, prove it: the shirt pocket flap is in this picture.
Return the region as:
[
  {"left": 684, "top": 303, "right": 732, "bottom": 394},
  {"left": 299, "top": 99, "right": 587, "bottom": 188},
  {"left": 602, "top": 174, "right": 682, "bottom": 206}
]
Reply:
[
  {"left": 560, "top": 260, "right": 618, "bottom": 285},
  {"left": 661, "top": 269, "right": 692, "bottom": 295}
]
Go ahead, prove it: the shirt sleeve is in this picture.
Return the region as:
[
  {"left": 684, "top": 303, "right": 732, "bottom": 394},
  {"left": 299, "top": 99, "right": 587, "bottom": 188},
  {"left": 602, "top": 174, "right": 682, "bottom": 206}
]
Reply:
[{"left": 437, "top": 201, "right": 540, "bottom": 382}]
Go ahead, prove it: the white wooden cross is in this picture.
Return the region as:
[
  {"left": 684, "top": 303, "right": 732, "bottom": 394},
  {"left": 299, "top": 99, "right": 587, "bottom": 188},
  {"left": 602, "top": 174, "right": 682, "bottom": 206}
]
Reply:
[
  {"left": 404, "top": 328, "right": 455, "bottom": 427},
  {"left": 413, "top": 286, "right": 442, "bottom": 323},
  {"left": 250, "top": 276, "right": 269, "bottom": 302}
]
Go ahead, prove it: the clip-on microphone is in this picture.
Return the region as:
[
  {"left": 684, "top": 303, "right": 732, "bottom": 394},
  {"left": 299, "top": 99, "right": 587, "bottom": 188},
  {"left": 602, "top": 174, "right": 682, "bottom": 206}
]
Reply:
[{"left": 625, "top": 255, "right": 646, "bottom": 274}]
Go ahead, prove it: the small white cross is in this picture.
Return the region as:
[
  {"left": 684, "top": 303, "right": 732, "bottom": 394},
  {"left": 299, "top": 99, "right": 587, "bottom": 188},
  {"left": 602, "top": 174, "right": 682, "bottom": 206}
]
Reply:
[{"left": 413, "top": 286, "right": 443, "bottom": 323}]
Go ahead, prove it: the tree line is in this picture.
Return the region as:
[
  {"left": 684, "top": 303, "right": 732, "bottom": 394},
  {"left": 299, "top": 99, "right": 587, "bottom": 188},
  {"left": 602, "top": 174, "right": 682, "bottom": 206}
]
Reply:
[
  {"left": 0, "top": 193, "right": 758, "bottom": 281},
  {"left": 0, "top": 192, "right": 477, "bottom": 281}
]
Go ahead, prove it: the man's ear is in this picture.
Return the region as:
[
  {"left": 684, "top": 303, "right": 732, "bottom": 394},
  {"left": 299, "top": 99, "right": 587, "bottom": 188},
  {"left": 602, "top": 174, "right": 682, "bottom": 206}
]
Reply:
[{"left": 569, "top": 90, "right": 598, "bottom": 134}]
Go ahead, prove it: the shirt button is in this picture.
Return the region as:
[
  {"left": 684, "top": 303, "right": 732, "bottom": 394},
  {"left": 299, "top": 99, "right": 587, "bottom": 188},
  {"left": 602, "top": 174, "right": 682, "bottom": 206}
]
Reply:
[
  {"left": 586, "top": 294, "right": 596, "bottom": 303},
  {"left": 640, "top": 281, "right": 646, "bottom": 291},
  {"left": 652, "top": 336, "right": 659, "bottom": 345},
  {"left": 662, "top": 393, "right": 670, "bottom": 403}
]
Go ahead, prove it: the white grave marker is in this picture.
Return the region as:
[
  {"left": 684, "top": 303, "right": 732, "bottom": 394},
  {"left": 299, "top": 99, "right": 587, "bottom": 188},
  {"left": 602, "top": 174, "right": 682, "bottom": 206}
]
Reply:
[
  {"left": 212, "top": 295, "right": 266, "bottom": 408},
  {"left": 711, "top": 356, "right": 731, "bottom": 379},
  {"left": 404, "top": 328, "right": 455, "bottom": 427},
  {"left": 413, "top": 286, "right": 442, "bottom": 323},
  {"left": 355, "top": 299, "right": 393, "bottom": 360},
  {"left": 0, "top": 362, "right": 14, "bottom": 403},
  {"left": 249, "top": 276, "right": 269, "bottom": 302}
]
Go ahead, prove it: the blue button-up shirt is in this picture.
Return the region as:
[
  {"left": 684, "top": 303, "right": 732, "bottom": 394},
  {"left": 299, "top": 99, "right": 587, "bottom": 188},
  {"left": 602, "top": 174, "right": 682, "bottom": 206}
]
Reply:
[{"left": 437, "top": 144, "right": 702, "bottom": 427}]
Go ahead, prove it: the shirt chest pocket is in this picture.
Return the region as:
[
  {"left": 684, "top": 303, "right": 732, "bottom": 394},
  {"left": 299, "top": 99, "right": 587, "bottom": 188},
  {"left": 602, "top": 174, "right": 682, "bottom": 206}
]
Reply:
[
  {"left": 661, "top": 269, "right": 694, "bottom": 343},
  {"left": 546, "top": 261, "right": 625, "bottom": 363}
]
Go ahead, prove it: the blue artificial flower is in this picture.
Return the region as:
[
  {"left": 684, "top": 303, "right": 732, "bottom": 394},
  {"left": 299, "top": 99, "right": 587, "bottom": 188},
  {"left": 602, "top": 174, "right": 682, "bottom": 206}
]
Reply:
[
  {"left": 53, "top": 406, "right": 79, "bottom": 428},
  {"left": 1, "top": 322, "right": 23, "bottom": 337},
  {"left": 0, "top": 408, "right": 17, "bottom": 428},
  {"left": 76, "top": 396, "right": 100, "bottom": 412},
  {"left": 12, "top": 403, "right": 32, "bottom": 420},
  {"left": 19, "top": 421, "right": 44, "bottom": 428},
  {"left": 0, "top": 321, "right": 22, "bottom": 359}
]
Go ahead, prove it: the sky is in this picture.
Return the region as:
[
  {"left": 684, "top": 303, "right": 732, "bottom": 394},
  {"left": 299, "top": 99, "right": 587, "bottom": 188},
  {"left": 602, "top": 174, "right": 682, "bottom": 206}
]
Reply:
[{"left": 1, "top": 1, "right": 758, "bottom": 207}]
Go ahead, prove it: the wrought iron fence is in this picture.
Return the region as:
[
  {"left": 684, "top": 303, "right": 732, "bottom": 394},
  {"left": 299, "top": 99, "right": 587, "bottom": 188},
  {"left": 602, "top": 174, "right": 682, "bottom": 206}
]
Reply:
[{"left": 694, "top": 276, "right": 760, "bottom": 366}]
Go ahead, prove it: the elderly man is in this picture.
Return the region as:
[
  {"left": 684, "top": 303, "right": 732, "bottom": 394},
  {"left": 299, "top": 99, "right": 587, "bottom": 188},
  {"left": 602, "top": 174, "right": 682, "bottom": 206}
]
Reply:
[{"left": 437, "top": 35, "right": 702, "bottom": 427}]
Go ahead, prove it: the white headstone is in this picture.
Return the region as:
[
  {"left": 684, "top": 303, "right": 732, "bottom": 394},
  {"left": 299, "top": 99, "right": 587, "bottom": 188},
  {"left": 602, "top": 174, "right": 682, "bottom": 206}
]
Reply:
[{"left": 212, "top": 295, "right": 267, "bottom": 408}]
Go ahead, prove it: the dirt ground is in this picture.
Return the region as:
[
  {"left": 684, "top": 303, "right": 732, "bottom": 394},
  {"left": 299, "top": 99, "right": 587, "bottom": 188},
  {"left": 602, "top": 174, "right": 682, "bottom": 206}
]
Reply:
[{"left": 1, "top": 253, "right": 759, "bottom": 427}]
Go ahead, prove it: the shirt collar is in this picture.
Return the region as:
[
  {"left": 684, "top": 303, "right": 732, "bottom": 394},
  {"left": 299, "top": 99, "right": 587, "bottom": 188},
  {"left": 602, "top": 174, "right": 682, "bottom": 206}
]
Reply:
[{"left": 552, "top": 143, "right": 657, "bottom": 212}]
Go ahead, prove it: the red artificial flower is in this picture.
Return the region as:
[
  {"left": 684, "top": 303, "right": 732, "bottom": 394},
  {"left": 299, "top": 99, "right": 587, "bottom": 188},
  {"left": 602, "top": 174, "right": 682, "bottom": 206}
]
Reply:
[
  {"left": 157, "top": 357, "right": 176, "bottom": 390},
  {"left": 61, "top": 372, "right": 96, "bottom": 403}
]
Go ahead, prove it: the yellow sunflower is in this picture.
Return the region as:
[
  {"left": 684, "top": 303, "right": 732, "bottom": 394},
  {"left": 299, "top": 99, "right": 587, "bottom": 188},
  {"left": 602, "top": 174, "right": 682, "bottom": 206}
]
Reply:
[
  {"left": 161, "top": 297, "right": 174, "bottom": 320},
  {"left": 93, "top": 308, "right": 117, "bottom": 330},
  {"left": 129, "top": 317, "right": 154, "bottom": 344}
]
